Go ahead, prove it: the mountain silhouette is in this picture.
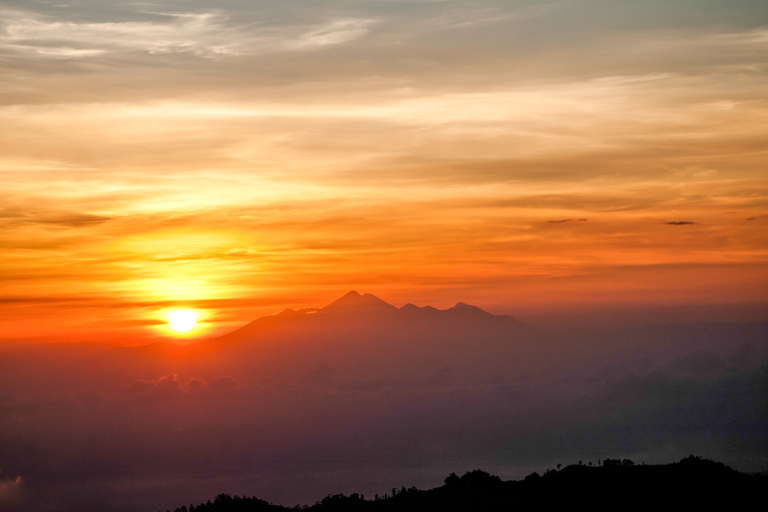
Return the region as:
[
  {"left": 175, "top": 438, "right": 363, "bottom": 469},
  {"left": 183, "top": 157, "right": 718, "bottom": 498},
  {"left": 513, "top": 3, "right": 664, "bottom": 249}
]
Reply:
[
  {"left": 182, "top": 291, "right": 526, "bottom": 392},
  {"left": 54, "top": 292, "right": 525, "bottom": 392},
  {"left": 216, "top": 291, "right": 520, "bottom": 343},
  {"left": 321, "top": 290, "right": 399, "bottom": 316}
]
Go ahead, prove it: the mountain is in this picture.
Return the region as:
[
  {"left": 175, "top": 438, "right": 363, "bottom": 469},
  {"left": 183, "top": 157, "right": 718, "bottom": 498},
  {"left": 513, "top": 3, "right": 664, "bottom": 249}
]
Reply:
[
  {"left": 199, "top": 291, "right": 525, "bottom": 388},
  {"left": 321, "top": 290, "right": 399, "bottom": 316},
  {"left": 216, "top": 290, "right": 520, "bottom": 343},
  {"left": 42, "top": 292, "right": 524, "bottom": 393}
]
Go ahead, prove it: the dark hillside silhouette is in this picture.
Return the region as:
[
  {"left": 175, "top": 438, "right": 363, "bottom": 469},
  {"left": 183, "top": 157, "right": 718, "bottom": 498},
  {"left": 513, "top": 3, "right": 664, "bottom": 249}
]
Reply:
[{"left": 164, "top": 456, "right": 765, "bottom": 512}]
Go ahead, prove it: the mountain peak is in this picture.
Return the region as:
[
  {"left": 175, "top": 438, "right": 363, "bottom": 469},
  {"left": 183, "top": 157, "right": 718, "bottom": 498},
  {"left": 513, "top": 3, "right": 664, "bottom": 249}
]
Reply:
[
  {"left": 400, "top": 303, "right": 440, "bottom": 314},
  {"left": 450, "top": 302, "right": 493, "bottom": 316},
  {"left": 320, "top": 291, "right": 398, "bottom": 315}
]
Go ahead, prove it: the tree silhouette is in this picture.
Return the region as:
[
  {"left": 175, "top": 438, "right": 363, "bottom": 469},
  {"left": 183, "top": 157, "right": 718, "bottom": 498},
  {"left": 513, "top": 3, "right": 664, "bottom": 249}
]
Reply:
[{"left": 165, "top": 456, "right": 765, "bottom": 512}]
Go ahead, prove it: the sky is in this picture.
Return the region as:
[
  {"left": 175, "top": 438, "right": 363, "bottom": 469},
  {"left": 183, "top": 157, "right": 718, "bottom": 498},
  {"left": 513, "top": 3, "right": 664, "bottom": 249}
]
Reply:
[
  {"left": 1, "top": 0, "right": 767, "bottom": 343},
  {"left": 0, "top": 2, "right": 767, "bottom": 510}
]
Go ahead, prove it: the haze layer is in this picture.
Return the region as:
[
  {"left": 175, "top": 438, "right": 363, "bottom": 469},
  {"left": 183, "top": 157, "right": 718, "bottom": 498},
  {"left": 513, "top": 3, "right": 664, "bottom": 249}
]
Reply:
[{"left": 1, "top": 293, "right": 765, "bottom": 511}]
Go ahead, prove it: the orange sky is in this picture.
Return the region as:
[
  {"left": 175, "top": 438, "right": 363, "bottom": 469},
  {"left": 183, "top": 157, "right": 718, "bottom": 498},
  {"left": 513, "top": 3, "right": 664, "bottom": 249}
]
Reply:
[{"left": 1, "top": 1, "right": 766, "bottom": 344}]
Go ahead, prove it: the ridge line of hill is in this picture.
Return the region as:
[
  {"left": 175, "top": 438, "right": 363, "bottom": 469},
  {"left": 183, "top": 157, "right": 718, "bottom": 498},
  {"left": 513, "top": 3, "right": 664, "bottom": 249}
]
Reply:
[{"left": 160, "top": 456, "right": 765, "bottom": 512}]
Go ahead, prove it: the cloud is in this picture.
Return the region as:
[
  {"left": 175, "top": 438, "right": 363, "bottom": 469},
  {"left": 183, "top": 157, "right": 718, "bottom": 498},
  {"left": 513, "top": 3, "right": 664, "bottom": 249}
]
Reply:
[
  {"left": 37, "top": 213, "right": 113, "bottom": 227},
  {"left": 0, "top": 11, "right": 373, "bottom": 59},
  {"left": 188, "top": 376, "right": 236, "bottom": 394},
  {"left": 287, "top": 18, "right": 373, "bottom": 49},
  {"left": 544, "top": 218, "right": 589, "bottom": 224},
  {"left": 0, "top": 469, "right": 22, "bottom": 505},
  {"left": 663, "top": 221, "right": 697, "bottom": 225},
  {"left": 496, "top": 363, "right": 768, "bottom": 466},
  {"left": 0, "top": 206, "right": 113, "bottom": 228},
  {"left": 0, "top": 470, "right": 21, "bottom": 487},
  {"left": 123, "top": 374, "right": 236, "bottom": 402}
]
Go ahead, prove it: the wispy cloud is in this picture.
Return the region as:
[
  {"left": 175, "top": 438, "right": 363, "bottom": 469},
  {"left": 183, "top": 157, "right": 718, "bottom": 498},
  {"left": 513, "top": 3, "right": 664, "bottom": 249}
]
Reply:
[
  {"left": 0, "top": 11, "right": 373, "bottom": 59},
  {"left": 545, "top": 218, "right": 588, "bottom": 224}
]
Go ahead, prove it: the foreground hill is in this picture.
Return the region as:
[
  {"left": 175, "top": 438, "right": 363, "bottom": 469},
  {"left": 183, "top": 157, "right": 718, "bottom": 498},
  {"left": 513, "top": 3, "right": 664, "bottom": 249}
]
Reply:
[{"left": 164, "top": 456, "right": 765, "bottom": 512}]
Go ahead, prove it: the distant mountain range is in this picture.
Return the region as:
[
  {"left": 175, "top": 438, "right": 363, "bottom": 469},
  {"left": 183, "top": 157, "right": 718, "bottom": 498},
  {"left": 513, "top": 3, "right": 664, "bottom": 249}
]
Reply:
[
  {"left": 64, "top": 291, "right": 526, "bottom": 388},
  {"left": 214, "top": 290, "right": 521, "bottom": 343},
  {"left": 162, "top": 456, "right": 765, "bottom": 512}
]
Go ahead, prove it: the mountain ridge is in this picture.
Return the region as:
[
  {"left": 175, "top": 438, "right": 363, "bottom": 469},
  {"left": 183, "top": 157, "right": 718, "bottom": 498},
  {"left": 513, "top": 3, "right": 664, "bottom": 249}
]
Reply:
[
  {"left": 214, "top": 291, "right": 521, "bottom": 345},
  {"left": 162, "top": 456, "right": 765, "bottom": 512},
  {"left": 61, "top": 291, "right": 527, "bottom": 388}
]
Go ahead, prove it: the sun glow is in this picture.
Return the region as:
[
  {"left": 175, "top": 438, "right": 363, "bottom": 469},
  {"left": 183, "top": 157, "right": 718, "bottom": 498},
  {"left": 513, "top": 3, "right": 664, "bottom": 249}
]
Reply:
[{"left": 168, "top": 309, "right": 197, "bottom": 332}]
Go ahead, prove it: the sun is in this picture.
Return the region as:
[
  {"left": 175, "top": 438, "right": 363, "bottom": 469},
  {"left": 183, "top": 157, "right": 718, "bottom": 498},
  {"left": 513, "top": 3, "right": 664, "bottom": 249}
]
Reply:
[{"left": 168, "top": 309, "right": 197, "bottom": 333}]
